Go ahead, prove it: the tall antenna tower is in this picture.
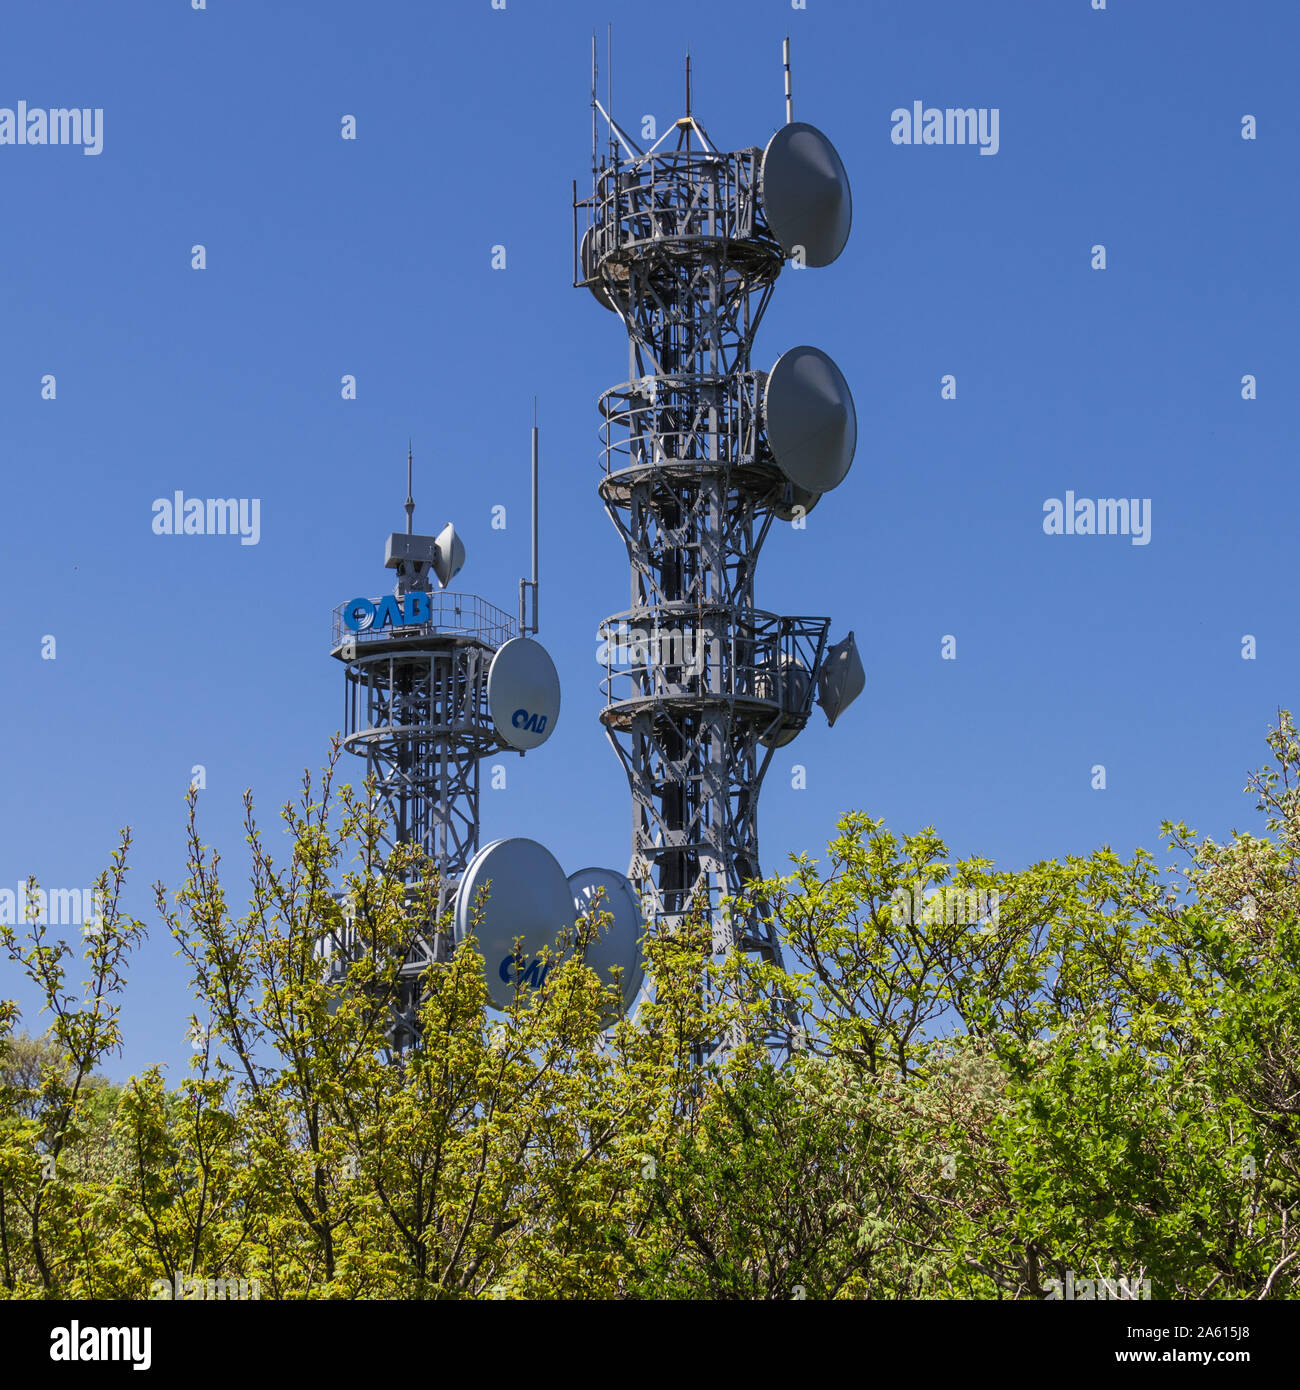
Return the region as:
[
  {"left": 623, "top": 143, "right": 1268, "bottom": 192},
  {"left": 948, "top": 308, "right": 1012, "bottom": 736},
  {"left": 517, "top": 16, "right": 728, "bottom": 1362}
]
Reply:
[
  {"left": 326, "top": 436, "right": 559, "bottom": 1049},
  {"left": 574, "top": 40, "right": 866, "bottom": 1033}
]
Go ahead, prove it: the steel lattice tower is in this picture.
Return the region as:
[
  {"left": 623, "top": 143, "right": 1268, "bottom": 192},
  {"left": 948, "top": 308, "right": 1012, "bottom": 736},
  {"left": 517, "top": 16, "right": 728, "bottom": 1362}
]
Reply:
[
  {"left": 325, "top": 443, "right": 547, "bottom": 1049},
  {"left": 333, "top": 594, "right": 515, "bottom": 918},
  {"left": 576, "top": 55, "right": 860, "bottom": 980}
]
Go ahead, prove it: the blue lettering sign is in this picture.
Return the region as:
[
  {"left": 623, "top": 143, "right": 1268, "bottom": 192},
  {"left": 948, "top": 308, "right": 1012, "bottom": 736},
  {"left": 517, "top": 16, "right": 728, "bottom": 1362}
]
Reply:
[
  {"left": 374, "top": 595, "right": 404, "bottom": 628},
  {"left": 342, "top": 592, "right": 433, "bottom": 633},
  {"left": 344, "top": 598, "right": 376, "bottom": 632}
]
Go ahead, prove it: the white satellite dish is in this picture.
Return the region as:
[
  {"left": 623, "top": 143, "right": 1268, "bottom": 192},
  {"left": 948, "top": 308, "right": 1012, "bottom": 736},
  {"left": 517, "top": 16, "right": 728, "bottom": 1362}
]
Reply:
[
  {"left": 759, "top": 122, "right": 852, "bottom": 268},
  {"left": 756, "top": 653, "right": 811, "bottom": 747},
  {"left": 567, "top": 866, "right": 645, "bottom": 1020},
  {"left": 764, "top": 345, "right": 857, "bottom": 495},
  {"left": 488, "top": 637, "right": 561, "bottom": 751},
  {"left": 454, "top": 837, "right": 574, "bottom": 1012},
  {"left": 433, "top": 522, "right": 465, "bottom": 587},
  {"left": 817, "top": 631, "right": 865, "bottom": 728}
]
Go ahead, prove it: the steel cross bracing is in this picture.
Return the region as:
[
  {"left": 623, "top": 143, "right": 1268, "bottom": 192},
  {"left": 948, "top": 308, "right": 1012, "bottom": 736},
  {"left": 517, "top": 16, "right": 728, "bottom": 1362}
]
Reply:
[
  {"left": 327, "top": 597, "right": 516, "bottom": 1048},
  {"left": 580, "top": 116, "right": 830, "bottom": 968},
  {"left": 340, "top": 644, "right": 496, "bottom": 917}
]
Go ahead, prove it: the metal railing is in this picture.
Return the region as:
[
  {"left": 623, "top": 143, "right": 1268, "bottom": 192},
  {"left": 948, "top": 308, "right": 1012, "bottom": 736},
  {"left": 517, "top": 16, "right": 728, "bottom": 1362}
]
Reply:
[
  {"left": 598, "top": 609, "right": 829, "bottom": 713},
  {"left": 597, "top": 371, "right": 766, "bottom": 478},
  {"left": 589, "top": 148, "right": 772, "bottom": 261}
]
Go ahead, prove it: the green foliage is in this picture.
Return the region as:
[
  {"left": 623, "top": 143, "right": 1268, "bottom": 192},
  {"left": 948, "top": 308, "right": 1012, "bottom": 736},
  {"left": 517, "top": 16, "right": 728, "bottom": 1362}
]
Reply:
[{"left": 1, "top": 717, "right": 1297, "bottom": 1300}]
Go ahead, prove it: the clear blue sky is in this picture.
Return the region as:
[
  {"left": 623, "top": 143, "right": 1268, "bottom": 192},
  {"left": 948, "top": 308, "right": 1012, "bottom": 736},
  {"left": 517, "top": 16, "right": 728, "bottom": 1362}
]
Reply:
[{"left": 2, "top": 0, "right": 1296, "bottom": 1082}]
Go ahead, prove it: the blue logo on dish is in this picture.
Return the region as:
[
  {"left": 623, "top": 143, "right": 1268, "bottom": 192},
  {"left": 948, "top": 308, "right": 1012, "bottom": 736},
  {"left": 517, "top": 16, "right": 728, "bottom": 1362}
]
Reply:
[
  {"left": 512, "top": 709, "right": 548, "bottom": 734},
  {"left": 499, "top": 955, "right": 551, "bottom": 988}
]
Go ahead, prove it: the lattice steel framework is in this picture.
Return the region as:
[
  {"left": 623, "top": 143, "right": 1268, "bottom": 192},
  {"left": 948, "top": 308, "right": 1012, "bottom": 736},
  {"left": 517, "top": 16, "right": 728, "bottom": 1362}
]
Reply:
[
  {"left": 577, "top": 109, "right": 830, "bottom": 961},
  {"left": 327, "top": 591, "right": 518, "bottom": 1045}
]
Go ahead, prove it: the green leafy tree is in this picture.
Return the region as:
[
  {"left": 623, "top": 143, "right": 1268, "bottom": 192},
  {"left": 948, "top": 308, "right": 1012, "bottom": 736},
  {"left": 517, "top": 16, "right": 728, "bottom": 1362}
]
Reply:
[
  {"left": 0, "top": 839, "right": 144, "bottom": 1295},
  {"left": 1, "top": 716, "right": 1296, "bottom": 1300}
]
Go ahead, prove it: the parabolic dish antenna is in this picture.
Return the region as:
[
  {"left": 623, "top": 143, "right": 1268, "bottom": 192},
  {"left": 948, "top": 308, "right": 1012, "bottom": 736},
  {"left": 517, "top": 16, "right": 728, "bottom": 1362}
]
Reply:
[
  {"left": 488, "top": 637, "right": 561, "bottom": 751},
  {"left": 759, "top": 122, "right": 852, "bottom": 268},
  {"left": 817, "top": 630, "right": 866, "bottom": 728},
  {"left": 433, "top": 522, "right": 465, "bottom": 587},
  {"left": 756, "top": 653, "right": 812, "bottom": 748},
  {"left": 764, "top": 345, "right": 857, "bottom": 495},
  {"left": 774, "top": 481, "right": 821, "bottom": 523},
  {"left": 453, "top": 837, "right": 574, "bottom": 1012},
  {"left": 580, "top": 225, "right": 617, "bottom": 313},
  {"left": 567, "top": 866, "right": 645, "bottom": 1020}
]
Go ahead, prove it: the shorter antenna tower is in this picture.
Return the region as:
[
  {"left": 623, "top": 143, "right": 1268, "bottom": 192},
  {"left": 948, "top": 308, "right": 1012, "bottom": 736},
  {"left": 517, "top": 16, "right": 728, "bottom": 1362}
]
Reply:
[{"left": 324, "top": 432, "right": 558, "bottom": 1048}]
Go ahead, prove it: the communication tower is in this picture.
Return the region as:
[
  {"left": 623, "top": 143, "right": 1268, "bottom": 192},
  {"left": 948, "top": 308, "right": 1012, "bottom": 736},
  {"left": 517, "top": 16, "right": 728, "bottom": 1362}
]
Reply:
[
  {"left": 574, "top": 39, "right": 866, "bottom": 1020},
  {"left": 326, "top": 434, "right": 561, "bottom": 1048}
]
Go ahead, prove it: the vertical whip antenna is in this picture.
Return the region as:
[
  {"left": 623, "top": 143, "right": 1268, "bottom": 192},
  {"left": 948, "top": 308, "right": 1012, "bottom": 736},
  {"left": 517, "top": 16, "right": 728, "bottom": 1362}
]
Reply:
[
  {"left": 606, "top": 22, "right": 617, "bottom": 170},
  {"left": 531, "top": 400, "right": 540, "bottom": 634},
  {"left": 519, "top": 404, "right": 541, "bottom": 636},
  {"left": 591, "top": 31, "right": 598, "bottom": 177},
  {"left": 405, "top": 439, "right": 414, "bottom": 534},
  {"left": 783, "top": 36, "right": 793, "bottom": 124}
]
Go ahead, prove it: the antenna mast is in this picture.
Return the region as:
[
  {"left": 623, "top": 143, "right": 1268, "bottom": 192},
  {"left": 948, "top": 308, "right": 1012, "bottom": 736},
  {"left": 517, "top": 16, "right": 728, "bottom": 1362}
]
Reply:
[
  {"left": 404, "top": 439, "right": 414, "bottom": 535},
  {"left": 531, "top": 402, "right": 539, "bottom": 634},
  {"left": 783, "top": 36, "right": 793, "bottom": 124},
  {"left": 519, "top": 402, "right": 540, "bottom": 636}
]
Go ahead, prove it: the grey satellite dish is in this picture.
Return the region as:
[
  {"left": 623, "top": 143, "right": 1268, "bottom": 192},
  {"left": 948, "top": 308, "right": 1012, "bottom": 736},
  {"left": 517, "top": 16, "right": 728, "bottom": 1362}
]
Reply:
[
  {"left": 817, "top": 631, "right": 865, "bottom": 728},
  {"left": 567, "top": 866, "right": 645, "bottom": 1020},
  {"left": 488, "top": 636, "right": 561, "bottom": 751},
  {"left": 759, "top": 122, "right": 852, "bottom": 268},
  {"left": 580, "top": 225, "right": 617, "bottom": 313},
  {"left": 756, "top": 654, "right": 811, "bottom": 748},
  {"left": 454, "top": 837, "right": 574, "bottom": 1012},
  {"left": 774, "top": 482, "right": 821, "bottom": 522},
  {"left": 764, "top": 345, "right": 857, "bottom": 495},
  {"left": 433, "top": 522, "right": 465, "bottom": 587}
]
